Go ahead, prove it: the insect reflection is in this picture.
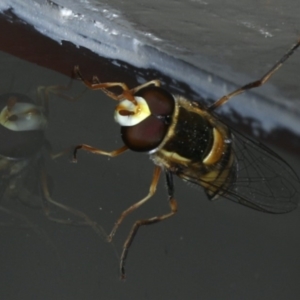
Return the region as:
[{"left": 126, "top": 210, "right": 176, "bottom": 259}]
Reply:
[
  {"left": 73, "top": 41, "right": 300, "bottom": 279},
  {"left": 0, "top": 87, "right": 104, "bottom": 238}
]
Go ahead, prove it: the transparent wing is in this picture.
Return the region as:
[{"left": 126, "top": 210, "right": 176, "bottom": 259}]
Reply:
[
  {"left": 187, "top": 129, "right": 300, "bottom": 214},
  {"left": 221, "top": 130, "right": 299, "bottom": 213}
]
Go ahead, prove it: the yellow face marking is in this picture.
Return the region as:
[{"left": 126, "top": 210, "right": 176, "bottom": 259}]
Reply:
[{"left": 114, "top": 96, "right": 151, "bottom": 127}]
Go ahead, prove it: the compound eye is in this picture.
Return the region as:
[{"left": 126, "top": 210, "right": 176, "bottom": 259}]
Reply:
[
  {"left": 118, "top": 86, "right": 175, "bottom": 152},
  {"left": 135, "top": 86, "right": 175, "bottom": 117}
]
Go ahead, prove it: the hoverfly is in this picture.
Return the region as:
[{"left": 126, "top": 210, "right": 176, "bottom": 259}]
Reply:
[{"left": 73, "top": 40, "right": 300, "bottom": 279}]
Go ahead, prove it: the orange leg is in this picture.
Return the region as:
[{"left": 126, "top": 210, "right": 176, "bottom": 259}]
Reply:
[
  {"left": 107, "top": 166, "right": 162, "bottom": 242},
  {"left": 73, "top": 144, "right": 128, "bottom": 161},
  {"left": 119, "top": 170, "right": 178, "bottom": 280},
  {"left": 209, "top": 40, "right": 300, "bottom": 111},
  {"left": 73, "top": 66, "right": 161, "bottom": 103}
]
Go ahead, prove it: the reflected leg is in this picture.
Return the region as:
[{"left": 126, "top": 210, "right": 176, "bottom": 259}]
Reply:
[{"left": 40, "top": 169, "right": 107, "bottom": 239}]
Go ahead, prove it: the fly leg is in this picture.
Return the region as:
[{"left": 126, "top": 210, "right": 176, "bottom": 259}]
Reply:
[
  {"left": 73, "top": 144, "right": 128, "bottom": 161},
  {"left": 107, "top": 166, "right": 162, "bottom": 242},
  {"left": 74, "top": 66, "right": 161, "bottom": 102},
  {"left": 209, "top": 40, "right": 300, "bottom": 111},
  {"left": 71, "top": 144, "right": 128, "bottom": 235},
  {"left": 119, "top": 170, "right": 178, "bottom": 279},
  {"left": 130, "top": 79, "right": 161, "bottom": 93}
]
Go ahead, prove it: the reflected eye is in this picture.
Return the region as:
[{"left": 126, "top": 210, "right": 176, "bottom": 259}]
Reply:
[
  {"left": 0, "top": 102, "right": 47, "bottom": 131},
  {"left": 0, "top": 94, "right": 46, "bottom": 159}
]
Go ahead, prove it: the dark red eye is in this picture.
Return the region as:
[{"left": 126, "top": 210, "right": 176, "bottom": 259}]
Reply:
[{"left": 121, "top": 86, "right": 175, "bottom": 152}]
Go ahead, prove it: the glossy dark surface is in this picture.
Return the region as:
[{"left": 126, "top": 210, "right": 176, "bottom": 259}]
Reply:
[{"left": 0, "top": 11, "right": 300, "bottom": 300}]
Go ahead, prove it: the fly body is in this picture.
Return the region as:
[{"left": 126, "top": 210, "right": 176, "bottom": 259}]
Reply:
[{"left": 73, "top": 40, "right": 300, "bottom": 279}]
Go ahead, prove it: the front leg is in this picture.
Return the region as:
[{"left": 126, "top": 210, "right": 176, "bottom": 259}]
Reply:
[
  {"left": 73, "top": 144, "right": 128, "bottom": 161},
  {"left": 73, "top": 66, "right": 162, "bottom": 103}
]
